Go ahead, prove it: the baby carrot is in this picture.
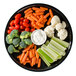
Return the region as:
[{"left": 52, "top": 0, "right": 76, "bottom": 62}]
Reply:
[
  {"left": 25, "top": 13, "right": 32, "bottom": 18},
  {"left": 44, "top": 13, "right": 50, "bottom": 18},
  {"left": 27, "top": 16, "right": 34, "bottom": 22},
  {"left": 35, "top": 12, "right": 44, "bottom": 16},
  {"left": 47, "top": 17, "right": 51, "bottom": 25},
  {"left": 22, "top": 51, "right": 29, "bottom": 63},
  {"left": 31, "top": 15, "right": 38, "bottom": 21},
  {"left": 34, "top": 45, "right": 37, "bottom": 51},
  {"left": 40, "top": 7, "right": 48, "bottom": 10},
  {"left": 23, "top": 44, "right": 33, "bottom": 53},
  {"left": 38, "top": 15, "right": 44, "bottom": 22},
  {"left": 37, "top": 22, "right": 44, "bottom": 27},
  {"left": 32, "top": 57, "right": 36, "bottom": 66},
  {"left": 37, "top": 59, "right": 41, "bottom": 68},
  {"left": 25, "top": 10, "right": 33, "bottom": 15},
  {"left": 24, "top": 8, "right": 32, "bottom": 13},
  {"left": 49, "top": 9, "right": 53, "bottom": 18},
  {"left": 37, "top": 16, "right": 40, "bottom": 19},
  {"left": 29, "top": 50, "right": 34, "bottom": 58},
  {"left": 20, "top": 52, "right": 25, "bottom": 62},
  {"left": 17, "top": 55, "right": 21, "bottom": 59},
  {"left": 32, "top": 7, "right": 39, "bottom": 10},
  {"left": 36, "top": 51, "right": 39, "bottom": 59},
  {"left": 35, "top": 9, "right": 45, "bottom": 13}
]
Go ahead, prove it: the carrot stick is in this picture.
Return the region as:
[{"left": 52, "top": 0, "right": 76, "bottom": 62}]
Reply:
[
  {"left": 34, "top": 45, "right": 37, "bottom": 51},
  {"left": 36, "top": 51, "right": 39, "bottom": 59},
  {"left": 32, "top": 7, "right": 39, "bottom": 10},
  {"left": 25, "top": 10, "right": 33, "bottom": 15},
  {"left": 37, "top": 16, "right": 40, "bottom": 19},
  {"left": 17, "top": 55, "right": 21, "bottom": 59},
  {"left": 37, "top": 59, "right": 41, "bottom": 68},
  {"left": 49, "top": 9, "right": 53, "bottom": 18},
  {"left": 29, "top": 50, "right": 34, "bottom": 58},
  {"left": 44, "top": 13, "right": 50, "bottom": 18},
  {"left": 38, "top": 15, "right": 44, "bottom": 22},
  {"left": 27, "top": 16, "right": 34, "bottom": 22},
  {"left": 21, "top": 51, "right": 29, "bottom": 63},
  {"left": 37, "top": 22, "right": 44, "bottom": 27},
  {"left": 47, "top": 17, "right": 51, "bottom": 25},
  {"left": 40, "top": 7, "right": 48, "bottom": 10},
  {"left": 25, "top": 13, "right": 32, "bottom": 18},
  {"left": 31, "top": 15, "right": 38, "bottom": 21},
  {"left": 24, "top": 8, "right": 32, "bottom": 13},
  {"left": 35, "top": 12, "right": 44, "bottom": 15},
  {"left": 23, "top": 44, "right": 33, "bottom": 53},
  {"left": 20, "top": 52, "right": 25, "bottom": 62},
  {"left": 32, "top": 57, "right": 36, "bottom": 66},
  {"left": 35, "top": 9, "right": 45, "bottom": 13}
]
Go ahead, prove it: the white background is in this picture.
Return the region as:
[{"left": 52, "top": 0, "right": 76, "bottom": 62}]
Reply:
[{"left": 0, "top": 0, "right": 76, "bottom": 76}]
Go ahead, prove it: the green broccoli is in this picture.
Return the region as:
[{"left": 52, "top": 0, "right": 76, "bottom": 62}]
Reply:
[
  {"left": 6, "top": 34, "right": 12, "bottom": 44},
  {"left": 13, "top": 38, "right": 20, "bottom": 47},
  {"left": 8, "top": 45, "right": 19, "bottom": 54},
  {"left": 18, "top": 41, "right": 27, "bottom": 49},
  {"left": 24, "top": 39, "right": 32, "bottom": 45},
  {"left": 20, "top": 31, "right": 31, "bottom": 39},
  {"left": 10, "top": 30, "right": 19, "bottom": 38}
]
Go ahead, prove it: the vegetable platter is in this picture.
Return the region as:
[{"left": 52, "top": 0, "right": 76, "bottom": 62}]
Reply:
[{"left": 4, "top": 3, "right": 73, "bottom": 72}]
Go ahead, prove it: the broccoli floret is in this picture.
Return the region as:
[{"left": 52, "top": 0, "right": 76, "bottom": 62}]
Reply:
[
  {"left": 6, "top": 34, "right": 12, "bottom": 44},
  {"left": 13, "top": 38, "right": 20, "bottom": 47},
  {"left": 24, "top": 39, "right": 32, "bottom": 45},
  {"left": 10, "top": 30, "right": 19, "bottom": 38},
  {"left": 18, "top": 41, "right": 27, "bottom": 49},
  {"left": 20, "top": 31, "right": 30, "bottom": 39},
  {"left": 8, "top": 45, "right": 19, "bottom": 54}
]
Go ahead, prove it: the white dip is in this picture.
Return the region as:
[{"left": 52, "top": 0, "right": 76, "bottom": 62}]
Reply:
[{"left": 31, "top": 30, "right": 47, "bottom": 45}]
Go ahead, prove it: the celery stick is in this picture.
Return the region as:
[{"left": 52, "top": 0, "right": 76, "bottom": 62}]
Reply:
[
  {"left": 45, "top": 40, "right": 49, "bottom": 46},
  {"left": 52, "top": 37, "right": 70, "bottom": 48},
  {"left": 48, "top": 43, "right": 65, "bottom": 56},
  {"left": 37, "top": 48, "right": 53, "bottom": 63},
  {"left": 50, "top": 40, "right": 66, "bottom": 52},
  {"left": 47, "top": 46, "right": 61, "bottom": 59},
  {"left": 38, "top": 52, "right": 51, "bottom": 67},
  {"left": 41, "top": 44, "right": 59, "bottom": 61}
]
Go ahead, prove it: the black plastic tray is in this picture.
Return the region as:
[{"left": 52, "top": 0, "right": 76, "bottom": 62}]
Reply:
[{"left": 4, "top": 3, "right": 73, "bottom": 72}]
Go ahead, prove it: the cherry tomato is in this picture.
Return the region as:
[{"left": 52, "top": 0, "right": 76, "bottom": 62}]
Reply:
[
  {"left": 7, "top": 30, "right": 11, "bottom": 34},
  {"left": 20, "top": 25, "right": 25, "bottom": 29},
  {"left": 20, "top": 21, "right": 23, "bottom": 25},
  {"left": 15, "top": 13, "right": 21, "bottom": 19},
  {"left": 23, "top": 19, "right": 29, "bottom": 23},
  {"left": 9, "top": 26, "right": 14, "bottom": 30},
  {"left": 30, "top": 28, "right": 35, "bottom": 32},
  {"left": 10, "top": 20, "right": 14, "bottom": 26},
  {"left": 14, "top": 19, "right": 19, "bottom": 24},
  {"left": 25, "top": 28, "right": 30, "bottom": 31},
  {"left": 20, "top": 17, "right": 24, "bottom": 21},
  {"left": 23, "top": 22, "right": 30, "bottom": 27},
  {"left": 15, "top": 24, "right": 20, "bottom": 30}
]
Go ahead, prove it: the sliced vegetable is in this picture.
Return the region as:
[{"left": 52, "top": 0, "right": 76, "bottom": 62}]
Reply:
[{"left": 52, "top": 37, "right": 69, "bottom": 48}]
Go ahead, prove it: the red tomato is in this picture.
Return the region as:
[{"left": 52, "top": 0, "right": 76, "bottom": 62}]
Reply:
[
  {"left": 20, "top": 25, "right": 25, "bottom": 29},
  {"left": 15, "top": 13, "right": 21, "bottom": 19},
  {"left": 20, "top": 21, "right": 23, "bottom": 25},
  {"left": 23, "top": 19, "right": 29, "bottom": 23},
  {"left": 7, "top": 30, "right": 11, "bottom": 34},
  {"left": 25, "top": 28, "right": 30, "bottom": 31},
  {"left": 20, "top": 17, "right": 24, "bottom": 21},
  {"left": 14, "top": 19, "right": 19, "bottom": 24},
  {"left": 30, "top": 28, "right": 35, "bottom": 32},
  {"left": 23, "top": 22, "right": 30, "bottom": 27},
  {"left": 9, "top": 26, "right": 14, "bottom": 30},
  {"left": 10, "top": 20, "right": 14, "bottom": 26},
  {"left": 15, "top": 24, "right": 20, "bottom": 30}
]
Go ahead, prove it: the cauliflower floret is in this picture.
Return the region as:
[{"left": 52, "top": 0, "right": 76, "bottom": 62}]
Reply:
[
  {"left": 62, "top": 21, "right": 66, "bottom": 28},
  {"left": 55, "top": 23, "right": 64, "bottom": 31},
  {"left": 51, "top": 15, "right": 60, "bottom": 27},
  {"left": 44, "top": 26, "right": 54, "bottom": 37},
  {"left": 57, "top": 29, "right": 68, "bottom": 40}
]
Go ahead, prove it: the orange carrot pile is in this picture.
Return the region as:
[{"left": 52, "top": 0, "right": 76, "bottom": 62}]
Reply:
[
  {"left": 24, "top": 7, "right": 54, "bottom": 29},
  {"left": 17, "top": 44, "right": 41, "bottom": 68}
]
